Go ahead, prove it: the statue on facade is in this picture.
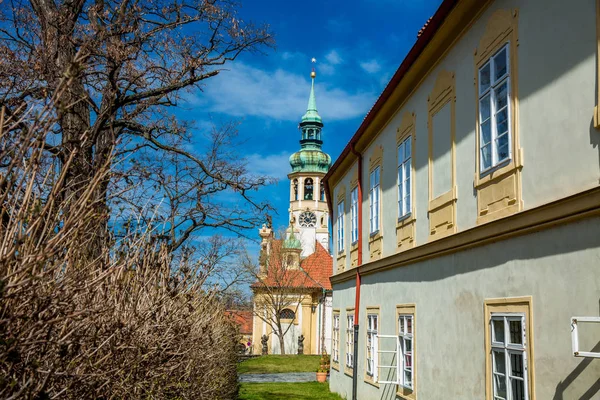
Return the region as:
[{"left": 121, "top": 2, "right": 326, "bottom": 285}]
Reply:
[
  {"left": 298, "top": 334, "right": 305, "bottom": 355},
  {"left": 261, "top": 334, "right": 268, "bottom": 355}
]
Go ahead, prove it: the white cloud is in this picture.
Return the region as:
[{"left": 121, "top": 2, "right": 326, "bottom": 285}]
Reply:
[
  {"left": 190, "top": 62, "right": 376, "bottom": 122},
  {"left": 325, "top": 50, "right": 343, "bottom": 65},
  {"left": 281, "top": 51, "right": 305, "bottom": 61},
  {"left": 360, "top": 59, "right": 382, "bottom": 74},
  {"left": 245, "top": 152, "right": 291, "bottom": 181},
  {"left": 318, "top": 63, "right": 335, "bottom": 76}
]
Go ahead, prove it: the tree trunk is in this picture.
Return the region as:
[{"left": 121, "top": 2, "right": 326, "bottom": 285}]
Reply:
[{"left": 278, "top": 332, "right": 286, "bottom": 355}]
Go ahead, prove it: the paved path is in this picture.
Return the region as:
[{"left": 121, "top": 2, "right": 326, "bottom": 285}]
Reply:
[{"left": 239, "top": 372, "right": 323, "bottom": 383}]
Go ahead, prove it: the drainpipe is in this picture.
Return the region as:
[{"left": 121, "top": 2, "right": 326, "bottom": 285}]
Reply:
[
  {"left": 350, "top": 145, "right": 363, "bottom": 400},
  {"left": 321, "top": 288, "right": 326, "bottom": 353}
]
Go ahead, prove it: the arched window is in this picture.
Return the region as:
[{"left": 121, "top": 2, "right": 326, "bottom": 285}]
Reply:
[
  {"left": 304, "top": 178, "right": 313, "bottom": 200},
  {"left": 320, "top": 185, "right": 326, "bottom": 201},
  {"left": 293, "top": 179, "right": 299, "bottom": 201},
  {"left": 286, "top": 254, "right": 293, "bottom": 267},
  {"left": 280, "top": 309, "right": 296, "bottom": 320},
  {"left": 308, "top": 129, "right": 315, "bottom": 139}
]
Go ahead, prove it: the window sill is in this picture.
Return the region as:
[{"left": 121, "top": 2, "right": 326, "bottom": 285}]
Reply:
[
  {"left": 479, "top": 157, "right": 511, "bottom": 179},
  {"left": 351, "top": 241, "right": 359, "bottom": 249},
  {"left": 369, "top": 231, "right": 382, "bottom": 241},
  {"left": 337, "top": 251, "right": 346, "bottom": 260},
  {"left": 396, "top": 389, "right": 416, "bottom": 400},
  {"left": 344, "top": 367, "right": 354, "bottom": 377},
  {"left": 364, "top": 375, "right": 380, "bottom": 388},
  {"left": 397, "top": 213, "right": 415, "bottom": 227},
  {"left": 475, "top": 149, "right": 522, "bottom": 188},
  {"left": 331, "top": 363, "right": 340, "bottom": 372}
]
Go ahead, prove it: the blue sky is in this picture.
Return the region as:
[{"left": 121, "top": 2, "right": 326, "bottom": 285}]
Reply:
[{"left": 184, "top": 0, "right": 442, "bottom": 248}]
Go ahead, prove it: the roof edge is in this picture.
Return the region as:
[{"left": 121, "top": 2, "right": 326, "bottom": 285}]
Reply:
[{"left": 324, "top": 0, "right": 481, "bottom": 187}]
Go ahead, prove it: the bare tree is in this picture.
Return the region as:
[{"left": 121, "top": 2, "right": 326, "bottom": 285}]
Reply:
[
  {"left": 0, "top": 0, "right": 275, "bottom": 255},
  {"left": 243, "top": 228, "right": 324, "bottom": 355},
  {"left": 0, "top": 97, "right": 245, "bottom": 398}
]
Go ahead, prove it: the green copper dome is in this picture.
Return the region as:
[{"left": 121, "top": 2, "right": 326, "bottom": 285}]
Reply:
[
  {"left": 289, "top": 67, "right": 331, "bottom": 174},
  {"left": 283, "top": 229, "right": 302, "bottom": 250},
  {"left": 289, "top": 150, "right": 332, "bottom": 174}
]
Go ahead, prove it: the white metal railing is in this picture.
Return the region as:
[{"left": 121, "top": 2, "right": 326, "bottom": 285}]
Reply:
[{"left": 571, "top": 316, "right": 600, "bottom": 358}]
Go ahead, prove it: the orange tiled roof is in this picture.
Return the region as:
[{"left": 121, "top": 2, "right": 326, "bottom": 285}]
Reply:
[
  {"left": 225, "top": 310, "right": 253, "bottom": 334},
  {"left": 251, "top": 240, "right": 332, "bottom": 291}
]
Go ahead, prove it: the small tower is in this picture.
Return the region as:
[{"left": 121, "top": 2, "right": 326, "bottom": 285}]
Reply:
[
  {"left": 282, "top": 229, "right": 302, "bottom": 270},
  {"left": 288, "top": 59, "right": 332, "bottom": 256},
  {"left": 258, "top": 224, "right": 273, "bottom": 277}
]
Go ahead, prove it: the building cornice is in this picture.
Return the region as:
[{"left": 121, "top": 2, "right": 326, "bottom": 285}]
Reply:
[{"left": 330, "top": 185, "right": 600, "bottom": 285}]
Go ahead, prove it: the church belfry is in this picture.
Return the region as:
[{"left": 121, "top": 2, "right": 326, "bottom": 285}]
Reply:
[{"left": 288, "top": 60, "right": 332, "bottom": 256}]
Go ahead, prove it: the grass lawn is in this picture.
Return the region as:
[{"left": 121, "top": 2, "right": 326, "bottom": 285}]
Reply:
[
  {"left": 238, "top": 355, "right": 320, "bottom": 374},
  {"left": 238, "top": 382, "right": 344, "bottom": 400}
]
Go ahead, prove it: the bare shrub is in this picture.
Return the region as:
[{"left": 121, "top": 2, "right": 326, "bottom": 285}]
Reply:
[{"left": 0, "top": 95, "right": 239, "bottom": 398}]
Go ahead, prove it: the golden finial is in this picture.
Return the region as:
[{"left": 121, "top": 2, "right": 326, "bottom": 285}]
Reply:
[{"left": 311, "top": 57, "right": 317, "bottom": 78}]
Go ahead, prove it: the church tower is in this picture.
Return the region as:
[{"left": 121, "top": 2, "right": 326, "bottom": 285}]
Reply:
[{"left": 288, "top": 62, "right": 332, "bottom": 257}]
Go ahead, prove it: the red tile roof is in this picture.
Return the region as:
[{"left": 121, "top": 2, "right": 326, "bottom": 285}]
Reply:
[
  {"left": 251, "top": 240, "right": 332, "bottom": 291},
  {"left": 225, "top": 310, "right": 253, "bottom": 334}
]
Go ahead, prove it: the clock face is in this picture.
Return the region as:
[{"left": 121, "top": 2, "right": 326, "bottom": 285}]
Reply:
[{"left": 298, "top": 211, "right": 317, "bottom": 228}]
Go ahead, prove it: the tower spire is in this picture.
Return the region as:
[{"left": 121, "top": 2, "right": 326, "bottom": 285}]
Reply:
[{"left": 301, "top": 58, "right": 322, "bottom": 124}]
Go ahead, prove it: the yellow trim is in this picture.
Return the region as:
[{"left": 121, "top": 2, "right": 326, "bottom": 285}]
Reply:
[
  {"left": 595, "top": 0, "right": 600, "bottom": 129},
  {"left": 332, "top": 309, "right": 341, "bottom": 370},
  {"left": 364, "top": 306, "right": 381, "bottom": 387},
  {"left": 331, "top": 186, "right": 600, "bottom": 284},
  {"left": 396, "top": 112, "right": 417, "bottom": 252},
  {"left": 396, "top": 304, "right": 417, "bottom": 400},
  {"left": 368, "top": 231, "right": 383, "bottom": 261},
  {"left": 474, "top": 8, "right": 523, "bottom": 224},
  {"left": 484, "top": 296, "right": 535, "bottom": 400},
  {"left": 427, "top": 70, "right": 457, "bottom": 241},
  {"left": 345, "top": 308, "right": 355, "bottom": 376}
]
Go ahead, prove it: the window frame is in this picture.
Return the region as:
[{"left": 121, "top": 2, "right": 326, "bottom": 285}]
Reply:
[
  {"left": 346, "top": 311, "right": 355, "bottom": 371},
  {"left": 369, "top": 166, "right": 380, "bottom": 235},
  {"left": 365, "top": 311, "right": 379, "bottom": 383},
  {"left": 395, "top": 304, "right": 416, "bottom": 399},
  {"left": 478, "top": 43, "right": 512, "bottom": 176},
  {"left": 490, "top": 313, "right": 528, "bottom": 400},
  {"left": 351, "top": 186, "right": 359, "bottom": 245},
  {"left": 484, "top": 297, "right": 535, "bottom": 400},
  {"left": 397, "top": 135, "right": 412, "bottom": 220},
  {"left": 337, "top": 200, "right": 345, "bottom": 253},
  {"left": 398, "top": 314, "right": 414, "bottom": 390},
  {"left": 332, "top": 311, "right": 340, "bottom": 367}
]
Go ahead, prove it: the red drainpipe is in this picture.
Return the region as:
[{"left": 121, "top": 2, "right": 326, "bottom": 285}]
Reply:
[{"left": 350, "top": 145, "right": 362, "bottom": 400}]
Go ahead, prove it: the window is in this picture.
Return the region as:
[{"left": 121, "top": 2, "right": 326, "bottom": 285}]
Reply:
[
  {"left": 346, "top": 313, "right": 354, "bottom": 368},
  {"left": 484, "top": 297, "right": 534, "bottom": 400},
  {"left": 337, "top": 201, "right": 345, "bottom": 253},
  {"left": 332, "top": 313, "right": 340, "bottom": 365},
  {"left": 490, "top": 314, "right": 528, "bottom": 400},
  {"left": 280, "top": 309, "right": 295, "bottom": 320},
  {"left": 304, "top": 178, "right": 313, "bottom": 200},
  {"left": 320, "top": 184, "right": 325, "bottom": 201},
  {"left": 293, "top": 179, "right": 298, "bottom": 201},
  {"left": 366, "top": 313, "right": 378, "bottom": 379},
  {"left": 398, "top": 314, "right": 414, "bottom": 389},
  {"left": 369, "top": 167, "right": 380, "bottom": 234},
  {"left": 397, "top": 136, "right": 412, "bottom": 219},
  {"left": 351, "top": 187, "right": 358, "bottom": 244},
  {"left": 479, "top": 44, "right": 511, "bottom": 173}
]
